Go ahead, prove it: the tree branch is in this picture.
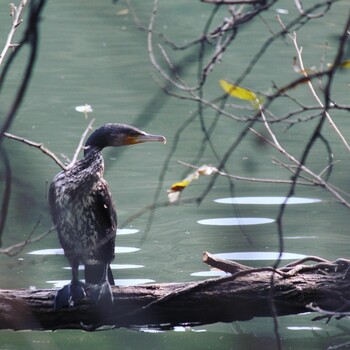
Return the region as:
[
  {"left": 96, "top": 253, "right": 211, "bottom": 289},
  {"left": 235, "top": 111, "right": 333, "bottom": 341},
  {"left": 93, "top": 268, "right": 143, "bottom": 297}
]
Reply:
[
  {"left": 0, "top": 0, "right": 27, "bottom": 66},
  {"left": 1, "top": 255, "right": 350, "bottom": 330}
]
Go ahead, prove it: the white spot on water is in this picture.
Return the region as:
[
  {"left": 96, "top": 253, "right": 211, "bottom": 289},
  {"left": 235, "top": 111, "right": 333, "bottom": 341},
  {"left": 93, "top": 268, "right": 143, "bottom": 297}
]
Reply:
[
  {"left": 197, "top": 217, "right": 275, "bottom": 226},
  {"left": 214, "top": 252, "right": 306, "bottom": 261},
  {"left": 276, "top": 8, "right": 289, "bottom": 15},
  {"left": 117, "top": 228, "right": 140, "bottom": 235},
  {"left": 47, "top": 278, "right": 154, "bottom": 288},
  {"left": 191, "top": 271, "right": 230, "bottom": 277},
  {"left": 63, "top": 264, "right": 143, "bottom": 270},
  {"left": 287, "top": 326, "right": 322, "bottom": 331},
  {"left": 214, "top": 196, "right": 322, "bottom": 205},
  {"left": 28, "top": 246, "right": 140, "bottom": 255},
  {"left": 28, "top": 248, "right": 64, "bottom": 255}
]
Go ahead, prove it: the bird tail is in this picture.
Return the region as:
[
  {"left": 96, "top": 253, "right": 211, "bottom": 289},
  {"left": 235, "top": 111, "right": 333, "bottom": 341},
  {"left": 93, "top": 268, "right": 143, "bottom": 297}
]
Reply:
[{"left": 85, "top": 264, "right": 115, "bottom": 285}]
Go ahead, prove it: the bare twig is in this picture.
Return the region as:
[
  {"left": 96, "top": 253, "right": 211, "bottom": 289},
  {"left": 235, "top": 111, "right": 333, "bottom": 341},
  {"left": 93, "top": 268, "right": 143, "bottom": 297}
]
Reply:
[
  {"left": 4, "top": 132, "right": 65, "bottom": 170},
  {"left": 4, "top": 118, "right": 95, "bottom": 172},
  {"left": 294, "top": 0, "right": 332, "bottom": 19},
  {"left": 278, "top": 16, "right": 350, "bottom": 152},
  {"left": 249, "top": 128, "right": 350, "bottom": 208},
  {"left": 0, "top": 0, "right": 27, "bottom": 66},
  {"left": 177, "top": 160, "right": 313, "bottom": 186},
  {"left": 66, "top": 118, "right": 95, "bottom": 170},
  {"left": 0, "top": 224, "right": 55, "bottom": 256}
]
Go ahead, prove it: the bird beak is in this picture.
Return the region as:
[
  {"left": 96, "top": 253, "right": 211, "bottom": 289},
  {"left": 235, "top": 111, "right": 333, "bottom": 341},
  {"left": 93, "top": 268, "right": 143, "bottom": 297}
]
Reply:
[{"left": 126, "top": 132, "right": 166, "bottom": 145}]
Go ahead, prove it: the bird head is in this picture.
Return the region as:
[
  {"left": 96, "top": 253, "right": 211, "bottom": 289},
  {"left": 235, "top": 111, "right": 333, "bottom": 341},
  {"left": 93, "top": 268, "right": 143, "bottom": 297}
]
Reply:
[{"left": 85, "top": 123, "right": 166, "bottom": 155}]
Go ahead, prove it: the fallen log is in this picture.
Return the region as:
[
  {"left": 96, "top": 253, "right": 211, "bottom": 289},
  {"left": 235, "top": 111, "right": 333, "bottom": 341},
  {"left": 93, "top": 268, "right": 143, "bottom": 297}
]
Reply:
[{"left": 1, "top": 253, "right": 350, "bottom": 331}]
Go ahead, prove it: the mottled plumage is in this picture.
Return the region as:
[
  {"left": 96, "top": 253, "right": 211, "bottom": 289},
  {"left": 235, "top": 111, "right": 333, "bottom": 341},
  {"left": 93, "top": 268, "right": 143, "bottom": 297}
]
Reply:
[{"left": 49, "top": 123, "right": 165, "bottom": 310}]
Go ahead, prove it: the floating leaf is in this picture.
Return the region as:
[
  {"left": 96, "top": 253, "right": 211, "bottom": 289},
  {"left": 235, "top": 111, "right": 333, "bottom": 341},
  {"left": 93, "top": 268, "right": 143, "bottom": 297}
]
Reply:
[{"left": 219, "top": 80, "right": 263, "bottom": 107}]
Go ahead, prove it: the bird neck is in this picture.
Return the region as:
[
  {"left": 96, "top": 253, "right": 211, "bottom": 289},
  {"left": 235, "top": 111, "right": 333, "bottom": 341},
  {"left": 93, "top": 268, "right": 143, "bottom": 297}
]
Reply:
[
  {"left": 81, "top": 146, "right": 104, "bottom": 173},
  {"left": 67, "top": 147, "right": 105, "bottom": 188}
]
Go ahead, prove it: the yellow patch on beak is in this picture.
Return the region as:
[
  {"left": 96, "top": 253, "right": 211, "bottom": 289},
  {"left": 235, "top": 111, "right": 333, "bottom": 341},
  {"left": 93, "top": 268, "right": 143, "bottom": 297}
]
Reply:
[
  {"left": 124, "top": 135, "right": 141, "bottom": 145},
  {"left": 125, "top": 133, "right": 166, "bottom": 145}
]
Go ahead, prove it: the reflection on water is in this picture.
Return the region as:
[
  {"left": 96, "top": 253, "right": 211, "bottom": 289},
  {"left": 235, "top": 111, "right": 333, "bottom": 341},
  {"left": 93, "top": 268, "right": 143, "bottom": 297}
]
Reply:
[
  {"left": 110, "top": 263, "right": 143, "bottom": 269},
  {"left": 138, "top": 326, "right": 207, "bottom": 334},
  {"left": 63, "top": 264, "right": 144, "bottom": 270},
  {"left": 197, "top": 217, "right": 275, "bottom": 226},
  {"left": 117, "top": 228, "right": 140, "bottom": 235},
  {"left": 115, "top": 247, "right": 140, "bottom": 254},
  {"left": 287, "top": 326, "right": 322, "bottom": 331},
  {"left": 47, "top": 279, "right": 154, "bottom": 288},
  {"left": 28, "top": 248, "right": 64, "bottom": 255},
  {"left": 284, "top": 236, "right": 318, "bottom": 240},
  {"left": 28, "top": 247, "right": 140, "bottom": 255},
  {"left": 138, "top": 328, "right": 165, "bottom": 334},
  {"left": 214, "top": 252, "right": 306, "bottom": 260},
  {"left": 191, "top": 271, "right": 230, "bottom": 277},
  {"left": 214, "top": 196, "right": 322, "bottom": 205}
]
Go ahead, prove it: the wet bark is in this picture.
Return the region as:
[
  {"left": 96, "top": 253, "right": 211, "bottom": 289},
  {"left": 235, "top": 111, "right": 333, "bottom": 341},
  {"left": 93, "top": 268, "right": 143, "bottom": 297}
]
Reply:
[{"left": 0, "top": 253, "right": 349, "bottom": 330}]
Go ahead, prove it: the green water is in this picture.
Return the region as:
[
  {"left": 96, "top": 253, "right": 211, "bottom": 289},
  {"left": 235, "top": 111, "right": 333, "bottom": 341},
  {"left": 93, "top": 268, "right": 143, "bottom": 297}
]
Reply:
[{"left": 1, "top": 0, "right": 350, "bottom": 349}]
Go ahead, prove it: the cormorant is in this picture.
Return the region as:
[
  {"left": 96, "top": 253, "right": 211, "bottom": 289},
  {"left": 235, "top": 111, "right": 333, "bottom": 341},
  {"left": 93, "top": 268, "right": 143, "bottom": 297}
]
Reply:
[{"left": 49, "top": 123, "right": 166, "bottom": 310}]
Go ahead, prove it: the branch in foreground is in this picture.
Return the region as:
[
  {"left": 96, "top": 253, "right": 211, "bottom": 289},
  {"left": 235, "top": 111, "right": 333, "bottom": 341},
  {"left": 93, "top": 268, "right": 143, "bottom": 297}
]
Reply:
[{"left": 0, "top": 254, "right": 350, "bottom": 330}]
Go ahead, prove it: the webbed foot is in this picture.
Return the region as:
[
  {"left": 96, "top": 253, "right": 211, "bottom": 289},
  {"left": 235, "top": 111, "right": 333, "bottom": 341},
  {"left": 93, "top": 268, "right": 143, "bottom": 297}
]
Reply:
[
  {"left": 86, "top": 281, "right": 113, "bottom": 307},
  {"left": 54, "top": 281, "right": 87, "bottom": 310}
]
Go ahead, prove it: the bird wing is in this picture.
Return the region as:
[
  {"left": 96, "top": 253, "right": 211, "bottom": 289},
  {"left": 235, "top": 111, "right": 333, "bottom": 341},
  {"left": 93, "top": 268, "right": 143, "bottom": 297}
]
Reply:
[
  {"left": 84, "top": 181, "right": 117, "bottom": 285},
  {"left": 48, "top": 181, "right": 59, "bottom": 226},
  {"left": 93, "top": 181, "right": 117, "bottom": 233}
]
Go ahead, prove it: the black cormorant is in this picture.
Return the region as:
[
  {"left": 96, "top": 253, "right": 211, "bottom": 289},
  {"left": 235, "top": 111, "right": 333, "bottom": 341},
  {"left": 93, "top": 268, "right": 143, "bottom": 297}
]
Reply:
[{"left": 49, "top": 123, "right": 166, "bottom": 310}]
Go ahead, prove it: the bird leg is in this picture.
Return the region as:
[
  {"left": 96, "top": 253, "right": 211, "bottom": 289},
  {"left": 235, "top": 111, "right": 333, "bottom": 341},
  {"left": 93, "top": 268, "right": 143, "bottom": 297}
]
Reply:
[
  {"left": 54, "top": 259, "right": 87, "bottom": 311},
  {"left": 85, "top": 263, "right": 114, "bottom": 307}
]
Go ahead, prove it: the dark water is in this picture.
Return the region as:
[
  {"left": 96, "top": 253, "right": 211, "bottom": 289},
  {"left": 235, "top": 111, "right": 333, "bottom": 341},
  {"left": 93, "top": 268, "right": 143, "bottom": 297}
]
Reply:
[{"left": 1, "top": 0, "right": 350, "bottom": 349}]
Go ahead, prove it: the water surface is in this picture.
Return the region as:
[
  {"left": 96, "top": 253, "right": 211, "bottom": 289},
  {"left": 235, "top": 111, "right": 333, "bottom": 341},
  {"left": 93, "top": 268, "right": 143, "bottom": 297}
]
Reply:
[{"left": 0, "top": 0, "right": 349, "bottom": 349}]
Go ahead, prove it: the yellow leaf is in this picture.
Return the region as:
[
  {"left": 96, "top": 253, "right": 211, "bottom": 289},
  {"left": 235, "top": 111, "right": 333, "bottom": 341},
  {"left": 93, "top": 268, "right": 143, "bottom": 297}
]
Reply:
[
  {"left": 169, "top": 178, "right": 192, "bottom": 192},
  {"left": 169, "top": 172, "right": 198, "bottom": 192},
  {"left": 219, "top": 80, "right": 263, "bottom": 107},
  {"left": 340, "top": 59, "right": 350, "bottom": 68},
  {"left": 167, "top": 165, "right": 217, "bottom": 203},
  {"left": 327, "top": 59, "right": 350, "bottom": 69}
]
